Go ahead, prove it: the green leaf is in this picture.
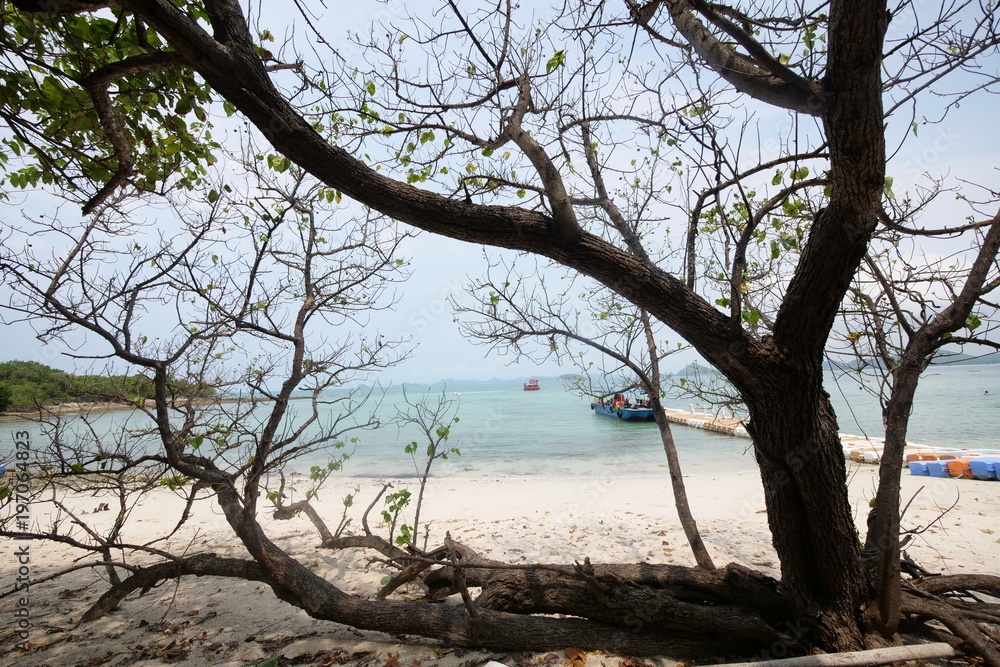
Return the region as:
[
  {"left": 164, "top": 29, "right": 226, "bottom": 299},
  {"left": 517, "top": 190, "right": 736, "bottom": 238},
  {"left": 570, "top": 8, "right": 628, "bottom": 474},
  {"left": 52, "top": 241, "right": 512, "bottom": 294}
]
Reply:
[
  {"left": 174, "top": 95, "right": 194, "bottom": 115},
  {"left": 791, "top": 166, "right": 810, "bottom": 180},
  {"left": 883, "top": 176, "right": 895, "bottom": 200},
  {"left": 207, "top": 188, "right": 219, "bottom": 203},
  {"left": 771, "top": 170, "right": 783, "bottom": 186},
  {"left": 545, "top": 50, "right": 566, "bottom": 74},
  {"left": 366, "top": 81, "right": 376, "bottom": 95},
  {"left": 966, "top": 312, "right": 982, "bottom": 330},
  {"left": 267, "top": 155, "right": 291, "bottom": 173},
  {"left": 159, "top": 475, "right": 188, "bottom": 490}
]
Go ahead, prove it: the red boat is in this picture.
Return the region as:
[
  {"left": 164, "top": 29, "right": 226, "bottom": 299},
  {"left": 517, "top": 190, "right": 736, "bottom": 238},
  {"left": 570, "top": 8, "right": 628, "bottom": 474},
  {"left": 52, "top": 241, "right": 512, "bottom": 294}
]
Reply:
[{"left": 523, "top": 379, "right": 540, "bottom": 391}]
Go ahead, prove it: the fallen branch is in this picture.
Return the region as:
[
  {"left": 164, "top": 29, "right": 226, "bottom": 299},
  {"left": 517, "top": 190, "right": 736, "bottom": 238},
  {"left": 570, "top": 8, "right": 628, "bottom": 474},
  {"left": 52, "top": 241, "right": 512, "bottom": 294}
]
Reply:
[
  {"left": 706, "top": 642, "right": 955, "bottom": 667},
  {"left": 80, "top": 553, "right": 278, "bottom": 623}
]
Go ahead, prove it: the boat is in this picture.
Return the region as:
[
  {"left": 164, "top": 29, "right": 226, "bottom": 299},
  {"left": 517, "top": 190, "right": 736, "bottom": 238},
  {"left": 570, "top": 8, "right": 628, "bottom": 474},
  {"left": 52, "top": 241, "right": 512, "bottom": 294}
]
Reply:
[
  {"left": 591, "top": 393, "right": 655, "bottom": 421},
  {"left": 523, "top": 379, "right": 540, "bottom": 391}
]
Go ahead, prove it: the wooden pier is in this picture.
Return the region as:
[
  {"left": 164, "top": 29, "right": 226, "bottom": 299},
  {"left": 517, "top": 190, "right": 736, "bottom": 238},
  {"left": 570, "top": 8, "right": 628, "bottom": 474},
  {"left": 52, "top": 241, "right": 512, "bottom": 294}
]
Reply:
[
  {"left": 661, "top": 407, "right": 1000, "bottom": 471},
  {"left": 662, "top": 407, "right": 749, "bottom": 437}
]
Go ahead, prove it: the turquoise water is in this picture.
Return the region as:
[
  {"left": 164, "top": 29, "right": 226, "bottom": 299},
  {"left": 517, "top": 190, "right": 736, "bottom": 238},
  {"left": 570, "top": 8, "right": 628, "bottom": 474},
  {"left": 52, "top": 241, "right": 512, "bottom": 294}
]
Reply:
[
  {"left": 3, "top": 365, "right": 998, "bottom": 479},
  {"left": 824, "top": 364, "right": 1000, "bottom": 446},
  {"left": 289, "top": 382, "right": 759, "bottom": 479}
]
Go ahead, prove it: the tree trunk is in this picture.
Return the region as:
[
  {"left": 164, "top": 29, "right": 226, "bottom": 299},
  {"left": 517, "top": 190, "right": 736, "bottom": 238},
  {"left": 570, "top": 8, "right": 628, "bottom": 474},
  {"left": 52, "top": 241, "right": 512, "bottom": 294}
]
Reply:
[
  {"left": 650, "top": 393, "right": 716, "bottom": 569},
  {"left": 863, "top": 362, "right": 922, "bottom": 635},
  {"left": 641, "top": 309, "right": 715, "bottom": 570},
  {"left": 741, "top": 364, "right": 871, "bottom": 650}
]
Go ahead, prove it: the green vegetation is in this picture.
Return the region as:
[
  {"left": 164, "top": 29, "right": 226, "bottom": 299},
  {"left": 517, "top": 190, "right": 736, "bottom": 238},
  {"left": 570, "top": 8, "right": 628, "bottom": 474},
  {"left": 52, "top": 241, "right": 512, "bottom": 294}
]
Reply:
[{"left": 0, "top": 360, "right": 212, "bottom": 412}]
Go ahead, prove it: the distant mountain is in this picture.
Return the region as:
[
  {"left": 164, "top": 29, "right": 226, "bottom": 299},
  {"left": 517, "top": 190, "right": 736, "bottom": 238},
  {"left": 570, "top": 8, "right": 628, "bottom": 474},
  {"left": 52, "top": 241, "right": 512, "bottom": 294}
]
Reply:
[
  {"left": 670, "top": 361, "right": 718, "bottom": 378},
  {"left": 932, "top": 351, "right": 1000, "bottom": 365},
  {"left": 823, "top": 358, "right": 886, "bottom": 372},
  {"left": 824, "top": 351, "right": 1000, "bottom": 371}
]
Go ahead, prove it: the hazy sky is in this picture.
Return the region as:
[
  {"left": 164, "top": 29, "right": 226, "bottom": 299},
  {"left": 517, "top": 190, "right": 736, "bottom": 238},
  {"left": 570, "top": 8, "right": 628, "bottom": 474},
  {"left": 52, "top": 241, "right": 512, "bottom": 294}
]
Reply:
[{"left": 1, "top": 1, "right": 996, "bottom": 385}]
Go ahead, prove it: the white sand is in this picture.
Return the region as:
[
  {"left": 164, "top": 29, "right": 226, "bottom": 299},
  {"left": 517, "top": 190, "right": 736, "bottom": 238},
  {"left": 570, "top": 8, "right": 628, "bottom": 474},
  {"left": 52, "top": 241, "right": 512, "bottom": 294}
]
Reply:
[{"left": 3, "top": 464, "right": 999, "bottom": 666}]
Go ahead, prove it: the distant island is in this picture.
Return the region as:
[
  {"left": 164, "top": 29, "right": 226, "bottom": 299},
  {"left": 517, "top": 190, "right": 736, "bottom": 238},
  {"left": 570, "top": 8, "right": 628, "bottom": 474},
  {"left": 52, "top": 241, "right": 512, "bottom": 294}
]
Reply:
[
  {"left": 822, "top": 351, "right": 1000, "bottom": 372},
  {"left": 670, "top": 352, "right": 1000, "bottom": 379},
  {"left": 932, "top": 351, "right": 1000, "bottom": 365},
  {"left": 0, "top": 360, "right": 213, "bottom": 414}
]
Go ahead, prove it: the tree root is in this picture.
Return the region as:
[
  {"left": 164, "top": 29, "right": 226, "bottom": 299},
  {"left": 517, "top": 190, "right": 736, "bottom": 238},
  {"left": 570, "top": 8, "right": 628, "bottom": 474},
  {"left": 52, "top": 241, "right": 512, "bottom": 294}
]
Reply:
[
  {"left": 911, "top": 573, "right": 1000, "bottom": 598},
  {"left": 386, "top": 537, "right": 792, "bottom": 645},
  {"left": 902, "top": 581, "right": 1000, "bottom": 667}
]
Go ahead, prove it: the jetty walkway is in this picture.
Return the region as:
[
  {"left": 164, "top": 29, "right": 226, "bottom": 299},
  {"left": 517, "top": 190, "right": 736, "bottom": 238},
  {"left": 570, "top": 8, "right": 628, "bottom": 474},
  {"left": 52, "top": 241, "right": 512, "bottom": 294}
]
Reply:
[{"left": 662, "top": 407, "right": 1000, "bottom": 479}]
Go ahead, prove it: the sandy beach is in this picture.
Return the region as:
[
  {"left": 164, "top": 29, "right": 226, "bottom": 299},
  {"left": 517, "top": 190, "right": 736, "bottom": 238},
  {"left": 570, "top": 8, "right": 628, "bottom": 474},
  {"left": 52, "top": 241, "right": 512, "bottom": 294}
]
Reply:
[{"left": 3, "top": 464, "right": 999, "bottom": 667}]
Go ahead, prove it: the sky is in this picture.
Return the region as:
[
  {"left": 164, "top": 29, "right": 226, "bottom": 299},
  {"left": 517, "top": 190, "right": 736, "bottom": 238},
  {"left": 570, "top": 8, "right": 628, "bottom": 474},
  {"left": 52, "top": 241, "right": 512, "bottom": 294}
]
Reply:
[{"left": 1, "top": 1, "right": 997, "bottom": 385}]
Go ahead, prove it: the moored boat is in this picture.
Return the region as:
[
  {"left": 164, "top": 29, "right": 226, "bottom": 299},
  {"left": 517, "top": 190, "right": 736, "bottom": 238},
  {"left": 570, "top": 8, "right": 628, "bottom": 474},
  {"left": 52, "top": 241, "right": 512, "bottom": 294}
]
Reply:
[
  {"left": 591, "top": 393, "right": 655, "bottom": 421},
  {"left": 523, "top": 379, "right": 540, "bottom": 391}
]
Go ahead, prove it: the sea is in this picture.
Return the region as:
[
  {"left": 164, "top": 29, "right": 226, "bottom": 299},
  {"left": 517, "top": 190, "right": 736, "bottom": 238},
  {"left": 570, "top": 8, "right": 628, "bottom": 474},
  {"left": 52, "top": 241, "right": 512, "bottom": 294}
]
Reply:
[{"left": 3, "top": 364, "right": 998, "bottom": 480}]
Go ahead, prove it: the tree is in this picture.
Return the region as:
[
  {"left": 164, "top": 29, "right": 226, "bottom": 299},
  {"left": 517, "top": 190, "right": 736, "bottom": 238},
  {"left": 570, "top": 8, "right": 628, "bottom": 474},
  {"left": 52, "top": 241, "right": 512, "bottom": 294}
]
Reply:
[
  {"left": 3, "top": 0, "right": 1000, "bottom": 660},
  {"left": 0, "top": 382, "right": 10, "bottom": 412},
  {"left": 0, "top": 153, "right": 416, "bottom": 637},
  {"left": 833, "top": 212, "right": 1000, "bottom": 638},
  {"left": 458, "top": 256, "right": 715, "bottom": 570}
]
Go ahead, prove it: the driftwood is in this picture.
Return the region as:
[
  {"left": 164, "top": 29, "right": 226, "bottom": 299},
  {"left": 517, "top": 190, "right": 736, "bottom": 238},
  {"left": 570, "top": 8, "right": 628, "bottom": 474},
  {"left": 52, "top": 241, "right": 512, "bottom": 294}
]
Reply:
[{"left": 709, "top": 642, "right": 955, "bottom": 667}]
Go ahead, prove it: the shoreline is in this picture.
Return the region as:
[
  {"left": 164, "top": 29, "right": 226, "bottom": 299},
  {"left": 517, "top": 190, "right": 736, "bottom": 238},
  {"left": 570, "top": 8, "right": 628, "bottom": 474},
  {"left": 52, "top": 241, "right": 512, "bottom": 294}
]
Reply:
[
  {"left": 0, "top": 395, "right": 318, "bottom": 423},
  {"left": 3, "top": 465, "right": 997, "bottom": 666}
]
